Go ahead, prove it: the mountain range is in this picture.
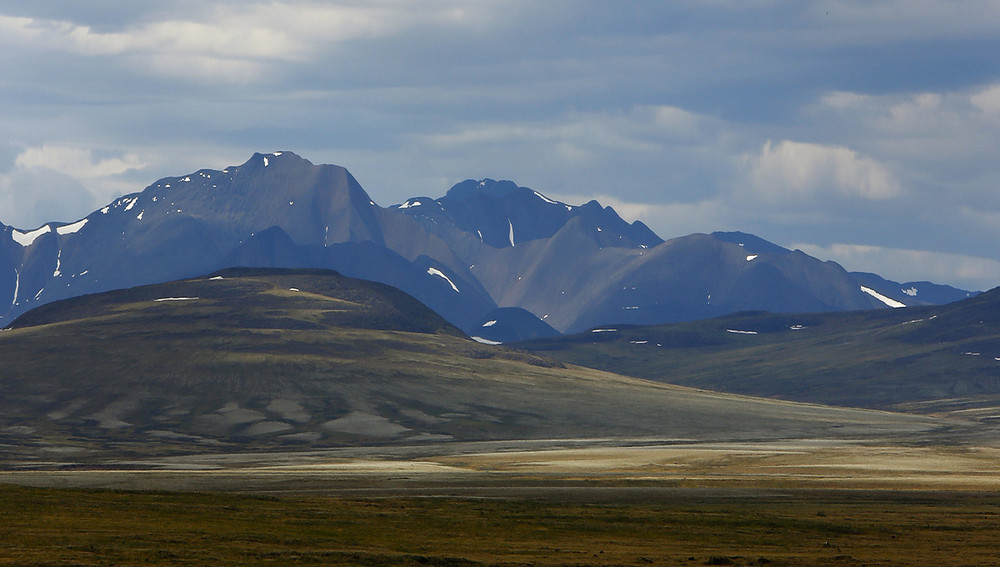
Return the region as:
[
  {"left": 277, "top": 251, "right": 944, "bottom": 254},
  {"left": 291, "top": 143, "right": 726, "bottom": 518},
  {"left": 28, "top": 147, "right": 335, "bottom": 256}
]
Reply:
[{"left": 0, "top": 151, "right": 977, "bottom": 337}]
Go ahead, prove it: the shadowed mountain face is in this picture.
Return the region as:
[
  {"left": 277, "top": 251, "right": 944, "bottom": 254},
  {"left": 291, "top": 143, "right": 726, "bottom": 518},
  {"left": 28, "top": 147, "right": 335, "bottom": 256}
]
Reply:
[
  {"left": 0, "top": 152, "right": 977, "bottom": 338},
  {"left": 0, "top": 269, "right": 955, "bottom": 464},
  {"left": 520, "top": 286, "right": 1000, "bottom": 414}
]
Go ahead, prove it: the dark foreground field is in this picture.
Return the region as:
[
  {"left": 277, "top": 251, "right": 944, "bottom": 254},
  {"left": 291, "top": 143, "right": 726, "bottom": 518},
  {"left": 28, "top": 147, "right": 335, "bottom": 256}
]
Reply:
[{"left": 2, "top": 484, "right": 999, "bottom": 566}]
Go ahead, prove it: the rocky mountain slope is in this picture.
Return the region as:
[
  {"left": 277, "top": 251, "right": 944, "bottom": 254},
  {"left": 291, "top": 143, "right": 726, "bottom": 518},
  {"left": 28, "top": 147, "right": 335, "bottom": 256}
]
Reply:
[{"left": 0, "top": 152, "right": 976, "bottom": 337}]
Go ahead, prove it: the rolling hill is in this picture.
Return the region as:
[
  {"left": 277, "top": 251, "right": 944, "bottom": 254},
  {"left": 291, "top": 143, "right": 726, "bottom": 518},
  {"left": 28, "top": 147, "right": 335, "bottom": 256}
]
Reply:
[
  {"left": 521, "top": 286, "right": 1000, "bottom": 415},
  {"left": 0, "top": 269, "right": 956, "bottom": 465}
]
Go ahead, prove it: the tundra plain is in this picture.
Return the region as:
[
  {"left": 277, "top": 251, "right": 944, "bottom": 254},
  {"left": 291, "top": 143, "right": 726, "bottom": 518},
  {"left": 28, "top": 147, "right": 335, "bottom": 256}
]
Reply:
[{"left": 2, "top": 438, "right": 1000, "bottom": 566}]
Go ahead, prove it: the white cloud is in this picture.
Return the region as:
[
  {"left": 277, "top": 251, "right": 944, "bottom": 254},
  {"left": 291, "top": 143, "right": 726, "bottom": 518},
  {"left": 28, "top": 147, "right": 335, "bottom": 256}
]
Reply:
[
  {"left": 970, "top": 84, "right": 1000, "bottom": 117},
  {"left": 814, "top": 85, "right": 1000, "bottom": 190},
  {"left": 0, "top": 2, "right": 512, "bottom": 83},
  {"left": 15, "top": 146, "right": 145, "bottom": 179},
  {"left": 0, "top": 145, "right": 148, "bottom": 227},
  {"left": 0, "top": 167, "right": 94, "bottom": 228},
  {"left": 793, "top": 242, "right": 1000, "bottom": 291},
  {"left": 743, "top": 140, "right": 901, "bottom": 203}
]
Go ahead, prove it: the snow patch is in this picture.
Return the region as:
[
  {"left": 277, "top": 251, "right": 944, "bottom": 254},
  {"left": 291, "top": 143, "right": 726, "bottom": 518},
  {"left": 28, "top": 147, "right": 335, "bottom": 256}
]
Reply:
[
  {"left": 123, "top": 197, "right": 138, "bottom": 212},
  {"left": 902, "top": 287, "right": 918, "bottom": 297},
  {"left": 209, "top": 276, "right": 224, "bottom": 281},
  {"left": 727, "top": 329, "right": 758, "bottom": 335},
  {"left": 746, "top": 254, "right": 758, "bottom": 261},
  {"left": 508, "top": 219, "right": 515, "bottom": 246},
  {"left": 533, "top": 190, "right": 558, "bottom": 205},
  {"left": 482, "top": 320, "right": 497, "bottom": 327},
  {"left": 12, "top": 225, "right": 52, "bottom": 247},
  {"left": 398, "top": 200, "right": 422, "bottom": 209},
  {"left": 629, "top": 340, "right": 648, "bottom": 344},
  {"left": 289, "top": 288, "right": 299, "bottom": 292},
  {"left": 11, "top": 269, "right": 19, "bottom": 306},
  {"left": 427, "top": 267, "right": 459, "bottom": 292},
  {"left": 101, "top": 206, "right": 110, "bottom": 214},
  {"left": 53, "top": 250, "right": 62, "bottom": 277},
  {"left": 263, "top": 157, "right": 269, "bottom": 167},
  {"left": 591, "top": 328, "right": 617, "bottom": 333},
  {"left": 33, "top": 288, "right": 44, "bottom": 300},
  {"left": 471, "top": 336, "right": 502, "bottom": 345},
  {"left": 56, "top": 218, "right": 88, "bottom": 234},
  {"left": 272, "top": 151, "right": 282, "bottom": 156},
  {"left": 154, "top": 297, "right": 198, "bottom": 302},
  {"left": 136, "top": 211, "right": 144, "bottom": 221},
  {"left": 860, "top": 286, "right": 906, "bottom": 308}
]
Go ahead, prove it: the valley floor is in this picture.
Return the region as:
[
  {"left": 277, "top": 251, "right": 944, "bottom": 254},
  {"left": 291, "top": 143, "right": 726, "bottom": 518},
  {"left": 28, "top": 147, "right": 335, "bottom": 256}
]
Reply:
[
  {"left": 2, "top": 439, "right": 1000, "bottom": 566},
  {"left": 3, "top": 438, "right": 1000, "bottom": 492}
]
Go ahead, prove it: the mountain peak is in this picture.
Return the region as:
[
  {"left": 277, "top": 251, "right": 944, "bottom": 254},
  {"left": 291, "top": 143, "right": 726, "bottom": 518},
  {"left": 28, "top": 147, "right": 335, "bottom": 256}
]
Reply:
[{"left": 445, "top": 178, "right": 522, "bottom": 201}]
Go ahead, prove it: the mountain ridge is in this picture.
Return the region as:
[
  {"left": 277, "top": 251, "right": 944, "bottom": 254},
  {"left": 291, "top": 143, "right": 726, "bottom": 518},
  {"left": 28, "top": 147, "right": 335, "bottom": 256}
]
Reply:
[{"left": 0, "top": 151, "right": 979, "bottom": 337}]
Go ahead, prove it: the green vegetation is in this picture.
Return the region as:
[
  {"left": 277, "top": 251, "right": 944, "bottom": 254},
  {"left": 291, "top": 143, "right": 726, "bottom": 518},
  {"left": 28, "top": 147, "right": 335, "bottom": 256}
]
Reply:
[
  {"left": 1, "top": 484, "right": 999, "bottom": 566},
  {"left": 522, "top": 289, "right": 1000, "bottom": 413}
]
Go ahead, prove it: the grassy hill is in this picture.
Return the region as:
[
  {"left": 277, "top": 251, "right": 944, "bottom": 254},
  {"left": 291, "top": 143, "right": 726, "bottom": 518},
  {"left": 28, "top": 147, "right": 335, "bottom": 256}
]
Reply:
[
  {"left": 521, "top": 287, "right": 1000, "bottom": 415},
  {"left": 0, "top": 268, "right": 957, "bottom": 465}
]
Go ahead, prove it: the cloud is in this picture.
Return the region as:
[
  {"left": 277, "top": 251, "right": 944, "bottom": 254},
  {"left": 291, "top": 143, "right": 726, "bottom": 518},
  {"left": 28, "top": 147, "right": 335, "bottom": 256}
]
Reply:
[
  {"left": 15, "top": 146, "right": 144, "bottom": 179},
  {"left": 0, "top": 2, "right": 513, "bottom": 84},
  {"left": 1, "top": 1, "right": 999, "bottom": 291},
  {"left": 0, "top": 167, "right": 94, "bottom": 228},
  {"left": 793, "top": 242, "right": 1000, "bottom": 291},
  {"left": 405, "top": 105, "right": 735, "bottom": 195},
  {"left": 743, "top": 140, "right": 901, "bottom": 204},
  {"left": 813, "top": 85, "right": 1000, "bottom": 193},
  {"left": 0, "top": 145, "right": 148, "bottom": 227}
]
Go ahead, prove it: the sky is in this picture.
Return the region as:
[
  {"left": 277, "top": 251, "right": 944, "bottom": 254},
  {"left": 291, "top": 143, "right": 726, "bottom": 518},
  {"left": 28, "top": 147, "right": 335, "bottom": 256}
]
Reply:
[{"left": 2, "top": 1, "right": 1000, "bottom": 290}]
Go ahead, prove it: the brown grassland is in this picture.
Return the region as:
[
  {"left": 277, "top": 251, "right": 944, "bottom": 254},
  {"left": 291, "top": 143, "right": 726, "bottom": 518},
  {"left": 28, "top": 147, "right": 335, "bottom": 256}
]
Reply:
[{"left": 2, "top": 442, "right": 1000, "bottom": 566}]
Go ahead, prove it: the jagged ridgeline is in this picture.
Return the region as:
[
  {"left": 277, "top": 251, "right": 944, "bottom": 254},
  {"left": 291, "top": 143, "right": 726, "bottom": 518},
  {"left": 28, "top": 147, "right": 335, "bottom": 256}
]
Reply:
[{"left": 0, "top": 152, "right": 976, "bottom": 340}]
